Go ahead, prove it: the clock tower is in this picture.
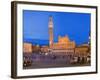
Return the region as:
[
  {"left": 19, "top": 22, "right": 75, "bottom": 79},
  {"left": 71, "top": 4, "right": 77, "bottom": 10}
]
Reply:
[{"left": 49, "top": 16, "right": 53, "bottom": 48}]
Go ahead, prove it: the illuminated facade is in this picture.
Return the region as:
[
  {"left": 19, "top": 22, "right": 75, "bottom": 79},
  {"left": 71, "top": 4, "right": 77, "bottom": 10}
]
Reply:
[
  {"left": 32, "top": 45, "right": 41, "bottom": 53},
  {"left": 23, "top": 43, "right": 32, "bottom": 53},
  {"left": 52, "top": 36, "right": 75, "bottom": 49},
  {"left": 75, "top": 44, "right": 90, "bottom": 56}
]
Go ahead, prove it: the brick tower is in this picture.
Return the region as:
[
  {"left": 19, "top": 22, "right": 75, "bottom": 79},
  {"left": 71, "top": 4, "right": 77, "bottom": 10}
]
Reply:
[{"left": 49, "top": 16, "right": 53, "bottom": 48}]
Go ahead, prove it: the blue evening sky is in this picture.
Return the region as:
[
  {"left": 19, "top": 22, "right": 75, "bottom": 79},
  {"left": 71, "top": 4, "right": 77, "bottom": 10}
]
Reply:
[{"left": 23, "top": 10, "right": 90, "bottom": 45}]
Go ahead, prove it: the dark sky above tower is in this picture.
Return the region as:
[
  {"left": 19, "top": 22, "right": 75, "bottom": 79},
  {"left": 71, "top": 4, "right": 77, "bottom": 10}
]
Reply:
[{"left": 23, "top": 10, "right": 90, "bottom": 45}]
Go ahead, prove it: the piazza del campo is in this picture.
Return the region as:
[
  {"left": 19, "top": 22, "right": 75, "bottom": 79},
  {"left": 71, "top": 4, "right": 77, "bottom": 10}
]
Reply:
[{"left": 23, "top": 16, "right": 90, "bottom": 69}]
